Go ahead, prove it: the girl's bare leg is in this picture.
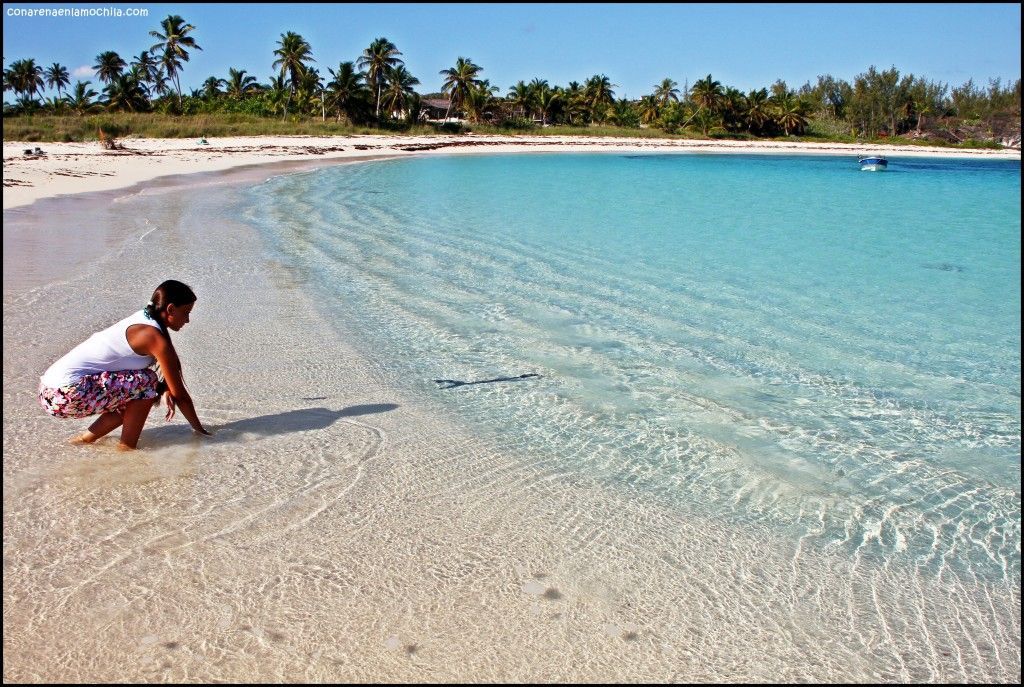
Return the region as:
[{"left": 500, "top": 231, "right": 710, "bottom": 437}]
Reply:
[
  {"left": 117, "top": 397, "right": 158, "bottom": 450},
  {"left": 70, "top": 411, "right": 123, "bottom": 444}
]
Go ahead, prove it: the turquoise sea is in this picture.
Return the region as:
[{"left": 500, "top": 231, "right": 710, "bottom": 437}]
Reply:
[{"left": 242, "top": 152, "right": 1020, "bottom": 673}]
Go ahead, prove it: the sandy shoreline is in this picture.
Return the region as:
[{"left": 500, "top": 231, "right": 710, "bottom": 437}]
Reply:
[
  {"left": 4, "top": 133, "right": 1019, "bottom": 210},
  {"left": 3, "top": 137, "right": 1019, "bottom": 682}
]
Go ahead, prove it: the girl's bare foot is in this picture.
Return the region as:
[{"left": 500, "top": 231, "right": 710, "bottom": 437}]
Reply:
[{"left": 68, "top": 431, "right": 98, "bottom": 445}]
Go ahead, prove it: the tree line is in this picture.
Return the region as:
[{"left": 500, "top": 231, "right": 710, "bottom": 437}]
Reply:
[{"left": 4, "top": 14, "right": 1020, "bottom": 142}]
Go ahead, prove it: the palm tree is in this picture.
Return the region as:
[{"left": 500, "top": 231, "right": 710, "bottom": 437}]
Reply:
[
  {"left": 7, "top": 58, "right": 45, "bottom": 101},
  {"left": 104, "top": 71, "right": 149, "bottom": 112},
  {"left": 295, "top": 67, "right": 324, "bottom": 116},
  {"left": 65, "top": 80, "right": 100, "bottom": 115},
  {"left": 225, "top": 68, "right": 258, "bottom": 100},
  {"left": 685, "top": 73, "right": 724, "bottom": 132},
  {"left": 439, "top": 56, "right": 482, "bottom": 121},
  {"left": 653, "top": 78, "right": 680, "bottom": 108},
  {"left": 93, "top": 51, "right": 126, "bottom": 85},
  {"left": 585, "top": 73, "right": 614, "bottom": 114},
  {"left": 382, "top": 65, "right": 419, "bottom": 119},
  {"left": 506, "top": 80, "right": 533, "bottom": 121},
  {"left": 272, "top": 31, "right": 315, "bottom": 118},
  {"left": 690, "top": 73, "right": 723, "bottom": 113},
  {"left": 404, "top": 92, "right": 423, "bottom": 124},
  {"left": 326, "top": 61, "right": 365, "bottom": 122},
  {"left": 744, "top": 88, "right": 771, "bottom": 134},
  {"left": 462, "top": 79, "right": 499, "bottom": 123},
  {"left": 201, "top": 76, "right": 225, "bottom": 100},
  {"left": 150, "top": 68, "right": 172, "bottom": 99},
  {"left": 263, "top": 74, "right": 289, "bottom": 117},
  {"left": 125, "top": 65, "right": 150, "bottom": 91},
  {"left": 527, "top": 78, "right": 549, "bottom": 122},
  {"left": 656, "top": 101, "right": 686, "bottom": 133},
  {"left": 130, "top": 51, "right": 159, "bottom": 89},
  {"left": 774, "top": 93, "right": 808, "bottom": 136},
  {"left": 43, "top": 95, "right": 67, "bottom": 114},
  {"left": 721, "top": 86, "right": 746, "bottom": 132},
  {"left": 691, "top": 108, "right": 721, "bottom": 136},
  {"left": 609, "top": 98, "right": 640, "bottom": 128},
  {"left": 531, "top": 79, "right": 559, "bottom": 125},
  {"left": 562, "top": 81, "right": 587, "bottom": 124},
  {"left": 149, "top": 14, "right": 202, "bottom": 109},
  {"left": 44, "top": 63, "right": 70, "bottom": 99},
  {"left": 638, "top": 95, "right": 660, "bottom": 125},
  {"left": 357, "top": 37, "right": 403, "bottom": 120}
]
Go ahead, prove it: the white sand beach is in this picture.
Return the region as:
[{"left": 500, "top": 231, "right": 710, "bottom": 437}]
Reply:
[
  {"left": 3, "top": 136, "right": 1019, "bottom": 682},
  {"left": 4, "top": 134, "right": 1019, "bottom": 210}
]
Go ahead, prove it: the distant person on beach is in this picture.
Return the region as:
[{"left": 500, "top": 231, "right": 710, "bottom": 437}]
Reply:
[{"left": 38, "top": 279, "right": 212, "bottom": 450}]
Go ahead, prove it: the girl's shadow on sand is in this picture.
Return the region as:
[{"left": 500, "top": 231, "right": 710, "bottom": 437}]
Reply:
[{"left": 144, "top": 404, "right": 399, "bottom": 446}]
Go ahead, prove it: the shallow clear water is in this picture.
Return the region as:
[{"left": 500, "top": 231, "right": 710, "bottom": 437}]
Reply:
[{"left": 243, "top": 153, "right": 1020, "bottom": 585}]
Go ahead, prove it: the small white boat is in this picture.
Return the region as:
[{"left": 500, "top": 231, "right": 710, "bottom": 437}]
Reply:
[{"left": 859, "top": 156, "right": 888, "bottom": 171}]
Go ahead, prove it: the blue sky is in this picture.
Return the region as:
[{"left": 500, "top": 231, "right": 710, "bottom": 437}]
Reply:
[{"left": 3, "top": 3, "right": 1020, "bottom": 98}]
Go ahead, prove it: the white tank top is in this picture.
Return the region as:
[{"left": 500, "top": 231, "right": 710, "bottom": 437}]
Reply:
[{"left": 40, "top": 309, "right": 161, "bottom": 388}]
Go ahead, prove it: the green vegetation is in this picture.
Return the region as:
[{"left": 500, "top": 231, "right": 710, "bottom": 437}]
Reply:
[
  {"left": 1, "top": 113, "right": 448, "bottom": 142},
  {"left": 4, "top": 15, "right": 1020, "bottom": 148},
  {"left": 6, "top": 113, "right": 1004, "bottom": 151}
]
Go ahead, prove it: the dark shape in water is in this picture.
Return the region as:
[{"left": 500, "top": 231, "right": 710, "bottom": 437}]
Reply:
[
  {"left": 434, "top": 373, "right": 542, "bottom": 389},
  {"left": 923, "top": 262, "right": 966, "bottom": 273}
]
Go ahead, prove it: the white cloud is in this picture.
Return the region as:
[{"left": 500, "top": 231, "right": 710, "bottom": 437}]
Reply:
[{"left": 72, "top": 65, "right": 95, "bottom": 79}]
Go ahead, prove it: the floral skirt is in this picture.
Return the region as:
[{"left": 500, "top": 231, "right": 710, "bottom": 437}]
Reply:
[{"left": 39, "top": 369, "right": 160, "bottom": 419}]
